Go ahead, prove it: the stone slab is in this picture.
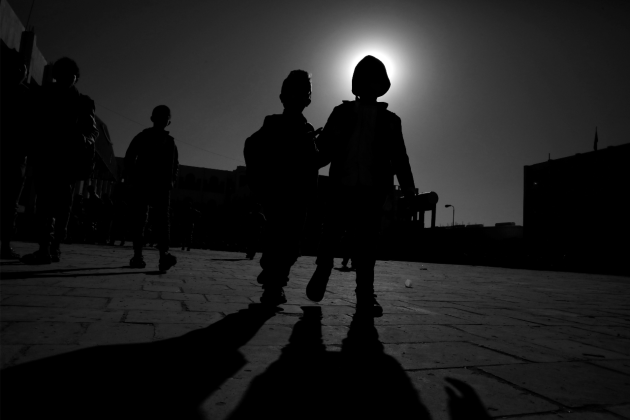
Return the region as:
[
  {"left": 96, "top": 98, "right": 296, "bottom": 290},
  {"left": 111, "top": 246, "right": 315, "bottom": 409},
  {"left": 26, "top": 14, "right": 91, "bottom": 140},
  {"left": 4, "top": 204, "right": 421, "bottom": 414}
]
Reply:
[
  {"left": 1, "top": 321, "right": 86, "bottom": 345},
  {"left": 481, "top": 362, "right": 630, "bottom": 407},
  {"left": 79, "top": 322, "right": 154, "bottom": 345}
]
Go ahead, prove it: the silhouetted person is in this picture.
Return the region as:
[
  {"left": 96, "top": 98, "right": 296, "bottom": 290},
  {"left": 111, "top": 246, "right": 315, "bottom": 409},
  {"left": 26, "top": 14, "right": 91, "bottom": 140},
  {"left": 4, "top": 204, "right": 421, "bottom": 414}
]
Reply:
[
  {"left": 306, "top": 55, "right": 416, "bottom": 316},
  {"left": 123, "top": 105, "right": 178, "bottom": 271},
  {"left": 21, "top": 57, "right": 99, "bottom": 264},
  {"left": 244, "top": 70, "right": 321, "bottom": 305},
  {"left": 181, "top": 201, "right": 201, "bottom": 251},
  {"left": 245, "top": 203, "right": 266, "bottom": 259},
  {"left": 0, "top": 48, "right": 31, "bottom": 259}
]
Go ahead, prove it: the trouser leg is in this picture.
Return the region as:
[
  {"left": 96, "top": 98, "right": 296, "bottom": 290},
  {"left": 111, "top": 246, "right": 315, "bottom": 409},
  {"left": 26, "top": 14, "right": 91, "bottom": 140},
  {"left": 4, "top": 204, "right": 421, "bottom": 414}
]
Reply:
[
  {"left": 36, "top": 177, "right": 75, "bottom": 250},
  {"left": 0, "top": 157, "right": 26, "bottom": 247},
  {"left": 130, "top": 192, "right": 150, "bottom": 254},
  {"left": 152, "top": 191, "right": 171, "bottom": 253},
  {"left": 353, "top": 188, "right": 386, "bottom": 296},
  {"left": 259, "top": 201, "right": 306, "bottom": 288}
]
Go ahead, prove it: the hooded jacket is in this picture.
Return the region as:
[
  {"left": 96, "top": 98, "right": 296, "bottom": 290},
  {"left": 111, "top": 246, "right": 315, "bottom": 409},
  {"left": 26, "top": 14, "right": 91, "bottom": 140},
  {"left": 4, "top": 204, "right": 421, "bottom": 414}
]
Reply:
[{"left": 316, "top": 56, "right": 415, "bottom": 192}]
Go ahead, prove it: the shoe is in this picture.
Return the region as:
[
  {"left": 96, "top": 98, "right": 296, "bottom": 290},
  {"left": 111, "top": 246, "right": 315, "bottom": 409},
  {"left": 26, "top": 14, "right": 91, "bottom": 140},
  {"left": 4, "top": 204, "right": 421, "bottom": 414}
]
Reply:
[
  {"left": 129, "top": 255, "right": 146, "bottom": 268},
  {"left": 260, "top": 287, "right": 287, "bottom": 306},
  {"left": 158, "top": 252, "right": 177, "bottom": 271},
  {"left": 306, "top": 266, "right": 332, "bottom": 302},
  {"left": 0, "top": 247, "right": 20, "bottom": 259},
  {"left": 20, "top": 250, "right": 52, "bottom": 265},
  {"left": 355, "top": 293, "right": 383, "bottom": 317}
]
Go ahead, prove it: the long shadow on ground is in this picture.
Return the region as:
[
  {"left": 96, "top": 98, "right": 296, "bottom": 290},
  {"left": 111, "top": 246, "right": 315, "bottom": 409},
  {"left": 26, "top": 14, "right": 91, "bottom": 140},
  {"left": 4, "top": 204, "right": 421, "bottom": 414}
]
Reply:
[
  {"left": 0, "top": 304, "right": 277, "bottom": 420},
  {"left": 228, "top": 307, "right": 432, "bottom": 419}
]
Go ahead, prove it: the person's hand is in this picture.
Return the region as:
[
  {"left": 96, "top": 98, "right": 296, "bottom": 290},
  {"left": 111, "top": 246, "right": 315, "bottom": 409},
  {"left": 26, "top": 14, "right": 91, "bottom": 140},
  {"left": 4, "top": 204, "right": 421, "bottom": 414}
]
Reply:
[{"left": 308, "top": 127, "right": 323, "bottom": 141}]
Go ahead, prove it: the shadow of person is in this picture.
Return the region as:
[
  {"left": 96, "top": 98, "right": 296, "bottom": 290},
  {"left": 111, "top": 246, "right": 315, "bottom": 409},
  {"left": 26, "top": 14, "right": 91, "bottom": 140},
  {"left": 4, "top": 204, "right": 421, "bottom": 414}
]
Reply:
[
  {"left": 227, "top": 307, "right": 431, "bottom": 420},
  {"left": 1, "top": 304, "right": 278, "bottom": 420}
]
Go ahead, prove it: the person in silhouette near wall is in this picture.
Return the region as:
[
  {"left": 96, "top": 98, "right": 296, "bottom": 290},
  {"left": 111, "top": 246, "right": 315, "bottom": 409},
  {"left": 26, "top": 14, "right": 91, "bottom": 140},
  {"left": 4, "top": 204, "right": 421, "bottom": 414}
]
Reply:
[
  {"left": 244, "top": 70, "right": 322, "bottom": 306},
  {"left": 306, "top": 55, "right": 416, "bottom": 316},
  {"left": 0, "top": 48, "right": 31, "bottom": 259},
  {"left": 123, "top": 105, "right": 179, "bottom": 271},
  {"left": 21, "top": 57, "right": 99, "bottom": 264},
  {"left": 181, "top": 201, "right": 201, "bottom": 251}
]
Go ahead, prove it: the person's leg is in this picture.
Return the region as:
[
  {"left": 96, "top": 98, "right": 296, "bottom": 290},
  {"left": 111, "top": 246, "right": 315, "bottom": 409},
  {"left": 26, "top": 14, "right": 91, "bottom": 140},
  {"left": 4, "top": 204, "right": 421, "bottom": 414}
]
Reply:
[
  {"left": 353, "top": 187, "right": 387, "bottom": 316},
  {"left": 129, "top": 189, "right": 149, "bottom": 268},
  {"left": 21, "top": 177, "right": 57, "bottom": 264},
  {"left": 50, "top": 181, "right": 76, "bottom": 262},
  {"left": 0, "top": 157, "right": 26, "bottom": 258},
  {"left": 307, "top": 186, "right": 352, "bottom": 301},
  {"left": 154, "top": 190, "right": 177, "bottom": 271}
]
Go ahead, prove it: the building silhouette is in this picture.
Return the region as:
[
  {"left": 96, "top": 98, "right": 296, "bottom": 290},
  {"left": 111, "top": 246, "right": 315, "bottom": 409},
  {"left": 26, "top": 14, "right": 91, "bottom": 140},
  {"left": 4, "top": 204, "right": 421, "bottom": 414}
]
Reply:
[{"left": 524, "top": 142, "right": 630, "bottom": 273}]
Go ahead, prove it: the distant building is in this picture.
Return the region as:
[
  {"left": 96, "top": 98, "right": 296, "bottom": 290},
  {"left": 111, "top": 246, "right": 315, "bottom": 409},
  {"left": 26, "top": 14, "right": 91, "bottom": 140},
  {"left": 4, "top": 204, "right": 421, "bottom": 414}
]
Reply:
[{"left": 523, "top": 142, "right": 630, "bottom": 270}]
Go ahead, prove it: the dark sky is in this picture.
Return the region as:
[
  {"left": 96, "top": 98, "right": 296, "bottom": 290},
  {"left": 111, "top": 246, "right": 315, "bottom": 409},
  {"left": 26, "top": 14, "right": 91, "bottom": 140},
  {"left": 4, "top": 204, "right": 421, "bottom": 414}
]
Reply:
[{"left": 11, "top": 0, "right": 630, "bottom": 226}]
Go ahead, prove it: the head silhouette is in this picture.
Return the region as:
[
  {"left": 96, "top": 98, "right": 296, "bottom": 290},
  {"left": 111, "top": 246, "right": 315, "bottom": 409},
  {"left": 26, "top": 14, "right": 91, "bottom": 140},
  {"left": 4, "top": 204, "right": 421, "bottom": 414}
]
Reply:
[
  {"left": 0, "top": 48, "right": 27, "bottom": 85},
  {"left": 151, "top": 105, "right": 171, "bottom": 129},
  {"left": 352, "top": 55, "right": 391, "bottom": 101},
  {"left": 280, "top": 70, "right": 312, "bottom": 113},
  {"left": 53, "top": 57, "right": 80, "bottom": 88}
]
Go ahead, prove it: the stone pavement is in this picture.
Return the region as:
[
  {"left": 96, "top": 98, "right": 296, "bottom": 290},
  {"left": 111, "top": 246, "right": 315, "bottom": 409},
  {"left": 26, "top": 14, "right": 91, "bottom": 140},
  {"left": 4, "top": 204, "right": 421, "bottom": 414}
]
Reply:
[{"left": 1, "top": 241, "right": 629, "bottom": 419}]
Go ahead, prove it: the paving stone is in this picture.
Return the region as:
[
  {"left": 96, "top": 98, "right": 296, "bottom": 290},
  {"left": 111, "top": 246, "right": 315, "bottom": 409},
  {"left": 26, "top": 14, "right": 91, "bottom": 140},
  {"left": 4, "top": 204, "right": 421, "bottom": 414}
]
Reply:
[
  {"left": 143, "top": 285, "right": 182, "bottom": 292},
  {"left": 125, "top": 310, "right": 224, "bottom": 324},
  {"left": 376, "top": 325, "right": 479, "bottom": 344},
  {"left": 590, "top": 360, "right": 630, "bottom": 376},
  {"left": 1, "top": 294, "right": 109, "bottom": 309},
  {"left": 481, "top": 362, "right": 630, "bottom": 407},
  {"left": 184, "top": 301, "right": 251, "bottom": 313},
  {"left": 530, "top": 338, "right": 628, "bottom": 360},
  {"left": 605, "top": 404, "right": 630, "bottom": 418},
  {"left": 79, "top": 322, "right": 154, "bottom": 345},
  {"left": 384, "top": 342, "right": 523, "bottom": 370},
  {"left": 65, "top": 288, "right": 159, "bottom": 299},
  {"left": 107, "top": 298, "right": 183, "bottom": 311},
  {"left": 159, "top": 292, "right": 205, "bottom": 301},
  {"left": 1, "top": 345, "right": 26, "bottom": 368},
  {"left": 506, "top": 412, "right": 621, "bottom": 419},
  {"left": 0, "top": 285, "right": 72, "bottom": 296},
  {"left": 0, "top": 306, "right": 124, "bottom": 322},
  {"left": 409, "top": 368, "right": 558, "bottom": 419},
  {"left": 1, "top": 322, "right": 86, "bottom": 345},
  {"left": 54, "top": 278, "right": 145, "bottom": 290},
  {"left": 204, "top": 294, "right": 253, "bottom": 304},
  {"left": 373, "top": 313, "right": 474, "bottom": 326}
]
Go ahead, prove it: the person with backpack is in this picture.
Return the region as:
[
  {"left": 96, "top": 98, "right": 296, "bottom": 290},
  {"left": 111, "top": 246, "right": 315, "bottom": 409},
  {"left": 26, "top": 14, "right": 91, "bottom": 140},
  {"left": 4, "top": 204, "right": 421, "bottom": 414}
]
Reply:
[
  {"left": 306, "top": 55, "right": 416, "bottom": 316},
  {"left": 123, "top": 105, "right": 178, "bottom": 271},
  {"left": 244, "top": 70, "right": 322, "bottom": 305},
  {"left": 21, "top": 57, "right": 98, "bottom": 264}
]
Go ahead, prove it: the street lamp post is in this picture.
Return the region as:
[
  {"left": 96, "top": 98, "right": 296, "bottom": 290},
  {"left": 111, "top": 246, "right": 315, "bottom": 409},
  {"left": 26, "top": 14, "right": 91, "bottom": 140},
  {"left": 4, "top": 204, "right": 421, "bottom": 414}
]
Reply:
[{"left": 445, "top": 204, "right": 454, "bottom": 227}]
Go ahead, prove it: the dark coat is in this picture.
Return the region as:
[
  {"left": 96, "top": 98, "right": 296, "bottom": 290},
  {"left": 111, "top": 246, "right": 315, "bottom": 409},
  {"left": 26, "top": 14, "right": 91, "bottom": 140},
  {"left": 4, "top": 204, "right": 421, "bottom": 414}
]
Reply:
[
  {"left": 244, "top": 112, "right": 319, "bottom": 205},
  {"left": 316, "top": 100, "right": 415, "bottom": 192},
  {"left": 32, "top": 85, "right": 99, "bottom": 180},
  {"left": 124, "top": 127, "right": 179, "bottom": 191}
]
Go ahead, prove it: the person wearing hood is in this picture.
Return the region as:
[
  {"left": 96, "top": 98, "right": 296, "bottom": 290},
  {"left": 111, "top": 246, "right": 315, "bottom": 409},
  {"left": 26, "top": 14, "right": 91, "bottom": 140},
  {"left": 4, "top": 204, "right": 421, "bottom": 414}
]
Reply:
[
  {"left": 123, "top": 105, "right": 179, "bottom": 271},
  {"left": 21, "top": 57, "right": 99, "bottom": 264},
  {"left": 306, "top": 55, "right": 416, "bottom": 316}
]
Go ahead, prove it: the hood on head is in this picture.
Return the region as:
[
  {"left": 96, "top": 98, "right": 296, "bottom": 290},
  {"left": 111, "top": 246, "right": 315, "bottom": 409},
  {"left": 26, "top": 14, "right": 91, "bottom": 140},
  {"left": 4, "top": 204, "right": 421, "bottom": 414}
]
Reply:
[{"left": 351, "top": 55, "right": 391, "bottom": 98}]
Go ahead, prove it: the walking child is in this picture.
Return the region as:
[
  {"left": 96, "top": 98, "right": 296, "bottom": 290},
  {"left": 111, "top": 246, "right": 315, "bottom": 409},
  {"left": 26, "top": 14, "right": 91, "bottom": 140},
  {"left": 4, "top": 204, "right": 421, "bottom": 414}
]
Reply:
[
  {"left": 123, "top": 105, "right": 178, "bottom": 271},
  {"left": 244, "top": 70, "right": 321, "bottom": 305},
  {"left": 306, "top": 56, "right": 416, "bottom": 316}
]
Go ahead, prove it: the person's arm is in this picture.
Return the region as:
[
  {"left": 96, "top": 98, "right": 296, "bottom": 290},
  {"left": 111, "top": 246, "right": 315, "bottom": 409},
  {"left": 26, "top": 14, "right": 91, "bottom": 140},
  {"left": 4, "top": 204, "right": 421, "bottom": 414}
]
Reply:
[
  {"left": 315, "top": 106, "right": 344, "bottom": 169},
  {"left": 171, "top": 142, "right": 179, "bottom": 188},
  {"left": 123, "top": 133, "right": 143, "bottom": 183},
  {"left": 79, "top": 96, "right": 99, "bottom": 144},
  {"left": 390, "top": 114, "right": 415, "bottom": 194}
]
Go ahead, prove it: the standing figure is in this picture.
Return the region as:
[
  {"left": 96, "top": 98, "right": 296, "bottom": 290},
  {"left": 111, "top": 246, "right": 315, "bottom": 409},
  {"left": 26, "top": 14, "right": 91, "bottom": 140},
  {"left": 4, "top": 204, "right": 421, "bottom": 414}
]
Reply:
[
  {"left": 21, "top": 57, "right": 99, "bottom": 264},
  {"left": 123, "top": 105, "right": 178, "bottom": 271},
  {"left": 244, "top": 70, "right": 321, "bottom": 305},
  {"left": 0, "top": 48, "right": 31, "bottom": 259},
  {"left": 306, "top": 56, "right": 416, "bottom": 316}
]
